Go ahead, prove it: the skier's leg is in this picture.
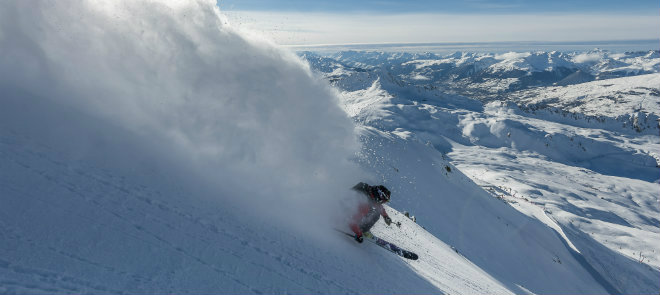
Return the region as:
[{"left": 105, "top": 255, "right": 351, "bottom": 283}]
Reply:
[
  {"left": 350, "top": 206, "right": 368, "bottom": 235},
  {"left": 359, "top": 208, "right": 381, "bottom": 233}
]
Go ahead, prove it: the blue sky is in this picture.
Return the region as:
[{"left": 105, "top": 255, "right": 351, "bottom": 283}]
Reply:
[
  {"left": 218, "top": 0, "right": 660, "bottom": 45},
  {"left": 218, "top": 0, "right": 659, "bottom": 14}
]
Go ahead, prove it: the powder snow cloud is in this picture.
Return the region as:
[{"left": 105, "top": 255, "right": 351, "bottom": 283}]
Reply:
[{"left": 0, "top": 0, "right": 362, "bottom": 229}]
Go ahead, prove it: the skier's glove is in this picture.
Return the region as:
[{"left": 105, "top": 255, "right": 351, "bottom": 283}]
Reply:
[
  {"left": 384, "top": 216, "right": 392, "bottom": 226},
  {"left": 354, "top": 233, "right": 363, "bottom": 243}
]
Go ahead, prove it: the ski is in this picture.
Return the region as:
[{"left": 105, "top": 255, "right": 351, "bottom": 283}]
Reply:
[{"left": 336, "top": 229, "right": 419, "bottom": 260}]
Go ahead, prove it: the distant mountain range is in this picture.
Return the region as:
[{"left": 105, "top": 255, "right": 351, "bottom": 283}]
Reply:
[
  {"left": 301, "top": 49, "right": 658, "bottom": 95},
  {"left": 301, "top": 50, "right": 660, "bottom": 134}
]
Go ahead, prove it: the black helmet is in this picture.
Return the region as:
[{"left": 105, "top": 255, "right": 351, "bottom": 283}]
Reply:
[{"left": 371, "top": 185, "right": 391, "bottom": 203}]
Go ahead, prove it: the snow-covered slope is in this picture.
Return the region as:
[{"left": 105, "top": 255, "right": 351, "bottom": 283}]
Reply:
[
  {"left": 2, "top": 81, "right": 616, "bottom": 294},
  {"left": 355, "top": 128, "right": 614, "bottom": 294},
  {"left": 507, "top": 74, "right": 660, "bottom": 134},
  {"left": 1, "top": 91, "right": 447, "bottom": 294}
]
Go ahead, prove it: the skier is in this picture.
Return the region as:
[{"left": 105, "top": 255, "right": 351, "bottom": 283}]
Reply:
[{"left": 349, "top": 182, "right": 392, "bottom": 243}]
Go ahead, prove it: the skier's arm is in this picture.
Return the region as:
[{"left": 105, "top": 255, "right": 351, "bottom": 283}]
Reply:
[
  {"left": 377, "top": 203, "right": 388, "bottom": 217},
  {"left": 377, "top": 204, "right": 392, "bottom": 226}
]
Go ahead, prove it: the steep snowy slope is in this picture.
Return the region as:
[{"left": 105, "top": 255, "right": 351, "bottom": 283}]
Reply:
[
  {"left": 346, "top": 104, "right": 614, "bottom": 294},
  {"left": 4, "top": 92, "right": 538, "bottom": 294},
  {"left": 0, "top": 91, "right": 446, "bottom": 294}
]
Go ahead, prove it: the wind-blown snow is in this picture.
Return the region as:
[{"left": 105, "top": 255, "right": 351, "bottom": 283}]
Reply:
[{"left": 1, "top": 0, "right": 362, "bottom": 225}]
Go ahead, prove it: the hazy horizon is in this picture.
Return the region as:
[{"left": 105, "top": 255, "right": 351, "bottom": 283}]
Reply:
[{"left": 284, "top": 39, "right": 660, "bottom": 54}]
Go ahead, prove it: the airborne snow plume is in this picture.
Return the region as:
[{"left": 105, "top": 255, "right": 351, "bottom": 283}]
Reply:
[{"left": 0, "top": 0, "right": 361, "bottom": 227}]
